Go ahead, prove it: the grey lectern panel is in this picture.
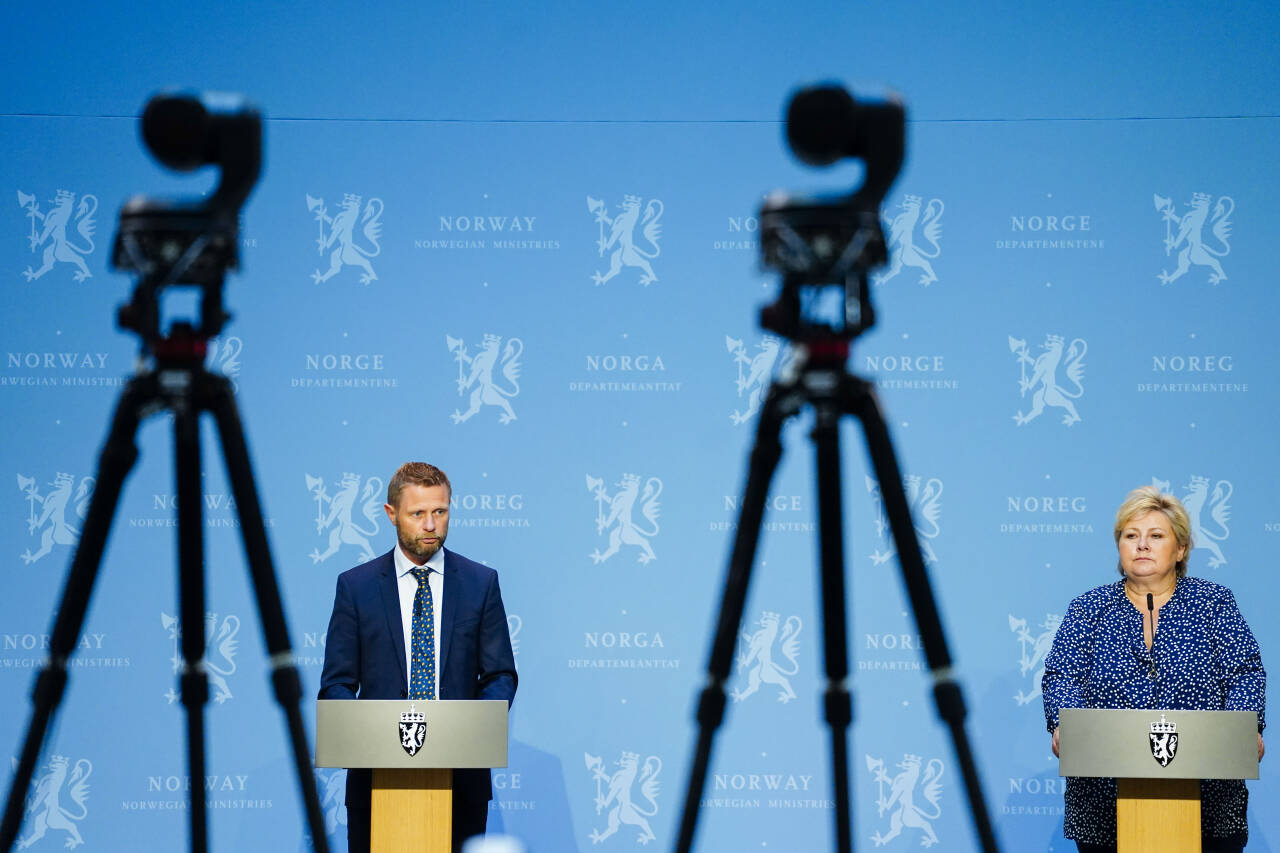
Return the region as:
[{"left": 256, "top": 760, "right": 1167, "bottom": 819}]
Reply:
[
  {"left": 315, "top": 700, "right": 508, "bottom": 769},
  {"left": 1059, "top": 709, "right": 1258, "bottom": 780}
]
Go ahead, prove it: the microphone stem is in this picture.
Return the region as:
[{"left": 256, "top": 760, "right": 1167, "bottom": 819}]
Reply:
[{"left": 1147, "top": 593, "right": 1156, "bottom": 680}]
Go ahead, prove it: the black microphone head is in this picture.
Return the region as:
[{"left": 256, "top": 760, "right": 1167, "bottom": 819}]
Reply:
[
  {"left": 785, "top": 85, "right": 858, "bottom": 167},
  {"left": 141, "top": 94, "right": 215, "bottom": 172},
  {"left": 1147, "top": 593, "right": 1154, "bottom": 610}
]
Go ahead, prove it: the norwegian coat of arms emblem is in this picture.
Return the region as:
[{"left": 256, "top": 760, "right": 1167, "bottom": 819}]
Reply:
[
  {"left": 18, "top": 189, "right": 98, "bottom": 282},
  {"left": 1154, "top": 192, "right": 1232, "bottom": 285},
  {"left": 1149, "top": 714, "right": 1178, "bottom": 767},
  {"left": 587, "top": 195, "right": 663, "bottom": 286},
  {"left": 399, "top": 705, "right": 427, "bottom": 757},
  {"left": 586, "top": 473, "right": 662, "bottom": 564},
  {"left": 305, "top": 193, "right": 383, "bottom": 285}
]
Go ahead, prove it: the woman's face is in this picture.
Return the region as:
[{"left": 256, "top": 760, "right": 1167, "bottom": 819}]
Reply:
[{"left": 1118, "top": 510, "right": 1186, "bottom": 584}]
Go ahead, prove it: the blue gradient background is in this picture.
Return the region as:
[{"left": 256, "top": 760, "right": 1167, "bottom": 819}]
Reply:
[{"left": 2, "top": 1, "right": 1278, "bottom": 850}]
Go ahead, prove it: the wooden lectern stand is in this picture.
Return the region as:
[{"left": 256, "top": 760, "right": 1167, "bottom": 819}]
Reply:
[
  {"left": 1059, "top": 709, "right": 1259, "bottom": 853},
  {"left": 315, "top": 699, "right": 509, "bottom": 853}
]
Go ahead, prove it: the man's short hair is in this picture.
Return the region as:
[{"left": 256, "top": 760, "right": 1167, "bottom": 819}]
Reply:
[{"left": 386, "top": 462, "right": 451, "bottom": 507}]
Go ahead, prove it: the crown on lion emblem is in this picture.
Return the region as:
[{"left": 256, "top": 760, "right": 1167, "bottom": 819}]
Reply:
[
  {"left": 621, "top": 750, "right": 640, "bottom": 761},
  {"left": 760, "top": 610, "right": 780, "bottom": 621},
  {"left": 342, "top": 193, "right": 362, "bottom": 206},
  {"left": 54, "top": 472, "right": 73, "bottom": 485},
  {"left": 903, "top": 194, "right": 922, "bottom": 204},
  {"left": 55, "top": 189, "right": 74, "bottom": 202},
  {"left": 1189, "top": 475, "right": 1209, "bottom": 488},
  {"left": 620, "top": 473, "right": 640, "bottom": 486},
  {"left": 1150, "top": 714, "right": 1176, "bottom": 734},
  {"left": 1192, "top": 192, "right": 1212, "bottom": 204},
  {"left": 483, "top": 333, "right": 501, "bottom": 345},
  {"left": 400, "top": 704, "right": 425, "bottom": 725},
  {"left": 903, "top": 753, "right": 922, "bottom": 763},
  {"left": 624, "top": 194, "right": 642, "bottom": 205}
]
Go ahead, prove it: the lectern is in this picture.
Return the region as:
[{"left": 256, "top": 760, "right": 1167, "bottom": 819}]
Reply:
[
  {"left": 316, "top": 699, "right": 509, "bottom": 853},
  {"left": 1058, "top": 709, "right": 1259, "bottom": 853}
]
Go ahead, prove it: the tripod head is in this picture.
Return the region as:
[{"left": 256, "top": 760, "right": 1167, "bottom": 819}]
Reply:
[
  {"left": 112, "top": 92, "right": 262, "bottom": 357},
  {"left": 758, "top": 85, "right": 905, "bottom": 351}
]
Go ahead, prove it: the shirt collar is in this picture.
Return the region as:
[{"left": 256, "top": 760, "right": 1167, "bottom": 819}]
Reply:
[{"left": 393, "top": 545, "right": 446, "bottom": 578}]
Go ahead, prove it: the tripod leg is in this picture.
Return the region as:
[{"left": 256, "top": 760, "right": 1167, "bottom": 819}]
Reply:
[
  {"left": 173, "top": 401, "right": 210, "bottom": 853},
  {"left": 674, "top": 385, "right": 790, "bottom": 853},
  {"left": 206, "top": 376, "right": 329, "bottom": 853},
  {"left": 850, "top": 379, "right": 1001, "bottom": 853},
  {"left": 1, "top": 376, "right": 151, "bottom": 852},
  {"left": 810, "top": 400, "right": 853, "bottom": 853}
]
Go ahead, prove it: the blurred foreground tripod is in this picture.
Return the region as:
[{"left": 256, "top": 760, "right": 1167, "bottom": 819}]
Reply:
[
  {"left": 673, "top": 86, "right": 1000, "bottom": 853},
  {"left": 1, "top": 94, "right": 329, "bottom": 853}
]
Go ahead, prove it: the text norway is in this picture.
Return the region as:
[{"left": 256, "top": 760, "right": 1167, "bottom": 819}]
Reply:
[
  {"left": 440, "top": 217, "right": 536, "bottom": 232},
  {"left": 715, "top": 774, "right": 813, "bottom": 791},
  {"left": 7, "top": 353, "right": 108, "bottom": 369}
]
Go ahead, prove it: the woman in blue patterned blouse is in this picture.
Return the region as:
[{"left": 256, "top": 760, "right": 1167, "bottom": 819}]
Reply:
[{"left": 1042, "top": 485, "right": 1266, "bottom": 853}]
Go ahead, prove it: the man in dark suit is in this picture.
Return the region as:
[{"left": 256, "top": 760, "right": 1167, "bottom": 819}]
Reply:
[{"left": 319, "top": 462, "right": 517, "bottom": 853}]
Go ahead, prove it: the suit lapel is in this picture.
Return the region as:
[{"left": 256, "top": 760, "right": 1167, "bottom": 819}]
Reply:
[
  {"left": 377, "top": 553, "right": 408, "bottom": 690},
  {"left": 439, "top": 548, "right": 458, "bottom": 686}
]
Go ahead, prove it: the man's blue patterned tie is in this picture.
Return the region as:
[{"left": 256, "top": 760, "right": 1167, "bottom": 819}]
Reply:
[{"left": 409, "top": 567, "right": 437, "bottom": 700}]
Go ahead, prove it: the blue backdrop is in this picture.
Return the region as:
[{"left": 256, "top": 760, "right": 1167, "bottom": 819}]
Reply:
[{"left": 3, "top": 1, "right": 1279, "bottom": 850}]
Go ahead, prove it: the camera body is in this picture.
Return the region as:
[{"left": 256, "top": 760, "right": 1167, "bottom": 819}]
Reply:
[
  {"left": 758, "top": 85, "right": 905, "bottom": 343},
  {"left": 112, "top": 93, "right": 261, "bottom": 347}
]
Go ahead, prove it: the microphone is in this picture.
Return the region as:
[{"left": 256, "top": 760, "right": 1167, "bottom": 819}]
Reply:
[{"left": 1147, "top": 593, "right": 1157, "bottom": 679}]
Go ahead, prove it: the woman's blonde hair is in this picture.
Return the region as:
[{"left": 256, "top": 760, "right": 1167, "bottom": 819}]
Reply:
[{"left": 1113, "top": 485, "right": 1194, "bottom": 577}]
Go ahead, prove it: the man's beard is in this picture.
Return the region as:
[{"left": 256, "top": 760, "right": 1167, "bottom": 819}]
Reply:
[{"left": 398, "top": 527, "right": 444, "bottom": 561}]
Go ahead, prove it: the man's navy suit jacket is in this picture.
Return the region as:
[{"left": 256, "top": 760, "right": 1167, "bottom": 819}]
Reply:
[{"left": 318, "top": 547, "right": 517, "bottom": 806}]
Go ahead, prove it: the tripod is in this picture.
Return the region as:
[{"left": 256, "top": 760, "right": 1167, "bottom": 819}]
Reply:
[
  {"left": 1, "top": 94, "right": 329, "bottom": 853},
  {"left": 673, "top": 85, "right": 1000, "bottom": 853},
  {"left": 673, "top": 337, "right": 1000, "bottom": 853}
]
